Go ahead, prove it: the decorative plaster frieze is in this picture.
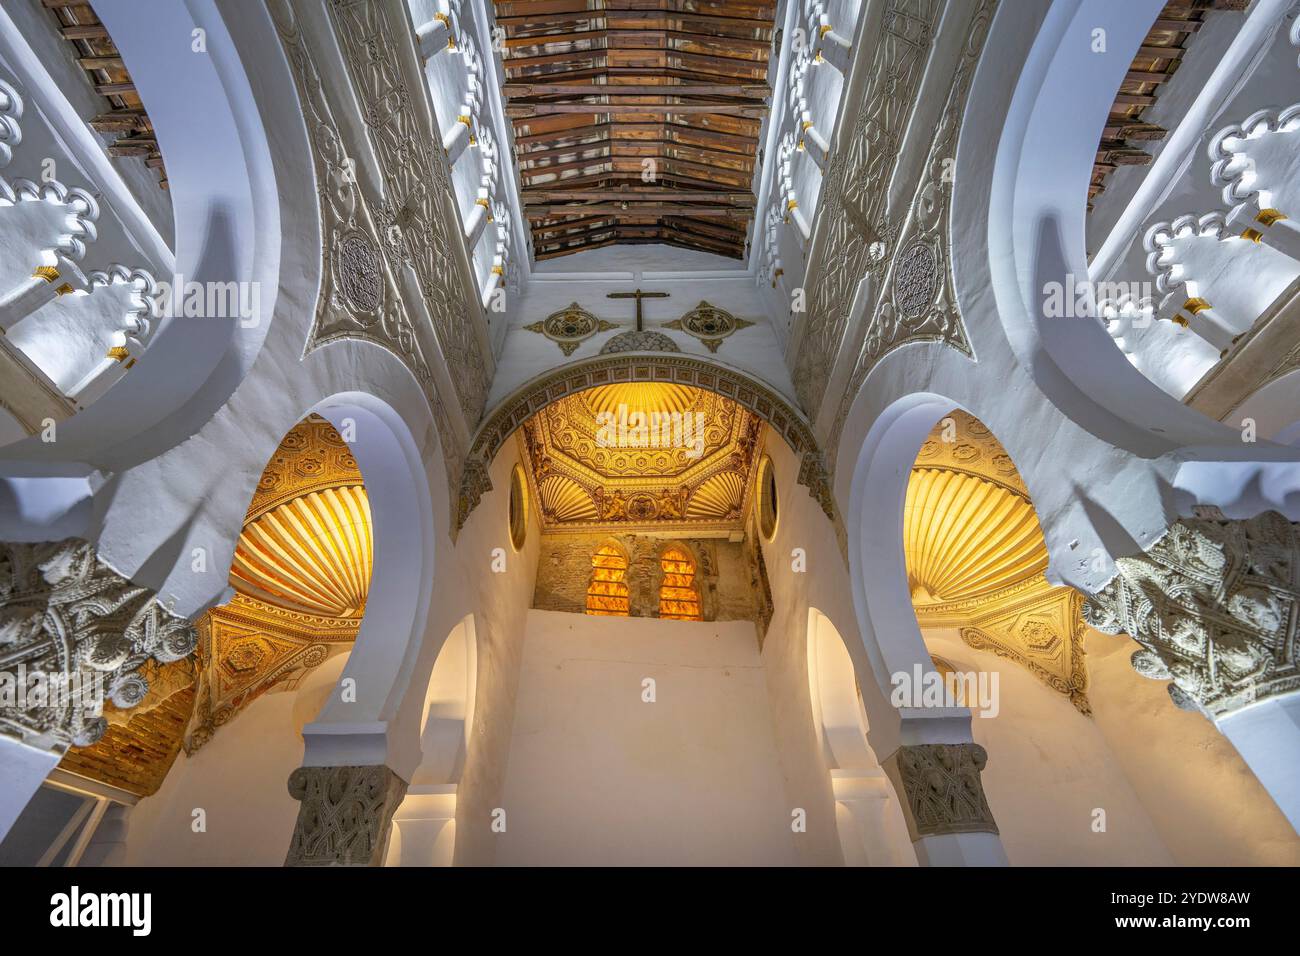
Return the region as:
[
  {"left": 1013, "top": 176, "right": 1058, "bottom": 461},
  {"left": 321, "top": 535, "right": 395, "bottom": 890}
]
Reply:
[
  {"left": 0, "top": 538, "right": 197, "bottom": 754},
  {"left": 284, "top": 764, "right": 407, "bottom": 866},
  {"left": 791, "top": 0, "right": 949, "bottom": 416},
  {"left": 822, "top": 0, "right": 995, "bottom": 471},
  {"left": 1082, "top": 511, "right": 1300, "bottom": 719},
  {"left": 456, "top": 356, "right": 839, "bottom": 532}
]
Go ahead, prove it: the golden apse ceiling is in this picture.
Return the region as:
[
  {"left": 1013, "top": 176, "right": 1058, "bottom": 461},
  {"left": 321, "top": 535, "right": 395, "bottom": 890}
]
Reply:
[
  {"left": 905, "top": 411, "right": 1090, "bottom": 713},
  {"left": 520, "top": 382, "right": 763, "bottom": 533},
  {"left": 59, "top": 415, "right": 369, "bottom": 795}
]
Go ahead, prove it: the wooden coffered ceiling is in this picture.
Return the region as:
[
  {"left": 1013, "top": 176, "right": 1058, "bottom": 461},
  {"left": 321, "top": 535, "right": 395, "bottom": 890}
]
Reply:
[{"left": 493, "top": 0, "right": 776, "bottom": 261}]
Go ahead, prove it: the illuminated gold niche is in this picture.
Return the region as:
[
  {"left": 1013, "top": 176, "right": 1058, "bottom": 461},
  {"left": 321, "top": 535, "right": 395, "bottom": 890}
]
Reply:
[
  {"left": 58, "top": 416, "right": 373, "bottom": 795},
  {"left": 586, "top": 544, "right": 630, "bottom": 616},
  {"left": 658, "top": 547, "right": 702, "bottom": 621},
  {"left": 904, "top": 411, "right": 1090, "bottom": 713},
  {"left": 520, "top": 382, "right": 762, "bottom": 533}
]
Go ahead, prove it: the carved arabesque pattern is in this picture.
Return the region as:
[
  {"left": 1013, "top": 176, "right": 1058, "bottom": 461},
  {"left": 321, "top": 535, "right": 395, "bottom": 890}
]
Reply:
[
  {"left": 284, "top": 764, "right": 407, "bottom": 866},
  {"left": 889, "top": 742, "right": 998, "bottom": 838},
  {"left": 1082, "top": 511, "right": 1300, "bottom": 718},
  {"left": 0, "top": 538, "right": 197, "bottom": 753}
]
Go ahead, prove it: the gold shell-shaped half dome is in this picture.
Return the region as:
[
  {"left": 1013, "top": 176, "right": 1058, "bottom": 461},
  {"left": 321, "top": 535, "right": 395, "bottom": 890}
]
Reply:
[
  {"left": 904, "top": 468, "right": 1048, "bottom": 605},
  {"left": 230, "top": 485, "right": 372, "bottom": 619}
]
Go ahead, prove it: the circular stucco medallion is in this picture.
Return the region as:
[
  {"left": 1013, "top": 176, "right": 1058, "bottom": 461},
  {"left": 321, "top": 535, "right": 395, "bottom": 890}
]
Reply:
[
  {"left": 339, "top": 232, "right": 383, "bottom": 313},
  {"left": 894, "top": 240, "right": 937, "bottom": 318}
]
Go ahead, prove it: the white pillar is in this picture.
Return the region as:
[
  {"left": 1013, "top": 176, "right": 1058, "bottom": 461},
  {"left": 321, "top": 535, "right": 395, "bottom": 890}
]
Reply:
[
  {"left": 1157, "top": 295, "right": 1236, "bottom": 353},
  {"left": 386, "top": 785, "right": 458, "bottom": 866},
  {"left": 0, "top": 737, "right": 61, "bottom": 843},
  {"left": 415, "top": 14, "right": 452, "bottom": 60},
  {"left": 464, "top": 197, "right": 491, "bottom": 248},
  {"left": 0, "top": 257, "right": 87, "bottom": 332},
  {"left": 815, "top": 25, "right": 853, "bottom": 74},
  {"left": 443, "top": 115, "right": 472, "bottom": 164},
  {"left": 787, "top": 198, "right": 812, "bottom": 241},
  {"left": 1217, "top": 694, "right": 1300, "bottom": 833},
  {"left": 1228, "top": 204, "right": 1300, "bottom": 265}
]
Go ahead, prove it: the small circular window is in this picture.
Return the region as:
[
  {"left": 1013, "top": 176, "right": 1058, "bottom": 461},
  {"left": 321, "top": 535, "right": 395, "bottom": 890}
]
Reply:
[
  {"left": 758, "top": 455, "right": 778, "bottom": 540},
  {"left": 508, "top": 464, "right": 528, "bottom": 551}
]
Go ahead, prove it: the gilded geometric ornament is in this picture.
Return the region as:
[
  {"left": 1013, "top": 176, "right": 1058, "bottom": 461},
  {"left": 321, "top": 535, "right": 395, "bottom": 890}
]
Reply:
[
  {"left": 663, "top": 300, "right": 755, "bottom": 352},
  {"left": 523, "top": 302, "right": 617, "bottom": 356}
]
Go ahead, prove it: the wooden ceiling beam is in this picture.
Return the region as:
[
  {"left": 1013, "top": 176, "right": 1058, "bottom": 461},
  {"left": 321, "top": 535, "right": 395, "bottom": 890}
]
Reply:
[
  {"left": 524, "top": 188, "right": 754, "bottom": 203},
  {"left": 508, "top": 102, "right": 767, "bottom": 117},
  {"left": 527, "top": 203, "right": 751, "bottom": 218},
  {"left": 503, "top": 82, "right": 769, "bottom": 97}
]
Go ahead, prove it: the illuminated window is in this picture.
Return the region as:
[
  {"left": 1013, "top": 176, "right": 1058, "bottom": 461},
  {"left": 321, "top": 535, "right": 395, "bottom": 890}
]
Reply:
[
  {"left": 508, "top": 465, "right": 527, "bottom": 551},
  {"left": 658, "top": 547, "right": 701, "bottom": 621},
  {"left": 586, "top": 544, "right": 629, "bottom": 616}
]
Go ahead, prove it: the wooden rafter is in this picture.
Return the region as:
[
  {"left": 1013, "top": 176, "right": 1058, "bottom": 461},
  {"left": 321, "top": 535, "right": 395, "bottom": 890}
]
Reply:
[
  {"left": 43, "top": 1, "right": 168, "bottom": 188},
  {"left": 494, "top": 0, "right": 774, "bottom": 260},
  {"left": 1088, "top": 0, "right": 1246, "bottom": 211}
]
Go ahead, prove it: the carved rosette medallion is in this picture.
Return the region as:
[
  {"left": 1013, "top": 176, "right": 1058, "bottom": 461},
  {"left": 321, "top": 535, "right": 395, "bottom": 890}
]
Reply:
[
  {"left": 337, "top": 232, "right": 383, "bottom": 314},
  {"left": 0, "top": 538, "right": 198, "bottom": 753},
  {"left": 284, "top": 764, "right": 408, "bottom": 866},
  {"left": 885, "top": 742, "right": 999, "bottom": 839},
  {"left": 664, "top": 300, "right": 755, "bottom": 352},
  {"left": 523, "top": 302, "right": 617, "bottom": 356},
  {"left": 894, "top": 240, "right": 938, "bottom": 318},
  {"left": 1082, "top": 511, "right": 1300, "bottom": 719}
]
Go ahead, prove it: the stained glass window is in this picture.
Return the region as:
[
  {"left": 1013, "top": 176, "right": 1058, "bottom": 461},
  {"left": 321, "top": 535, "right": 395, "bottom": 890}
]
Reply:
[
  {"left": 658, "top": 547, "right": 701, "bottom": 621},
  {"left": 586, "top": 544, "right": 630, "bottom": 616}
]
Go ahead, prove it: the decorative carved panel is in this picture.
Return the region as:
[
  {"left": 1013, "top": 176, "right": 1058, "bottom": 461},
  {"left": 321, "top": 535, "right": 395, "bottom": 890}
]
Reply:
[{"left": 1083, "top": 511, "right": 1300, "bottom": 719}]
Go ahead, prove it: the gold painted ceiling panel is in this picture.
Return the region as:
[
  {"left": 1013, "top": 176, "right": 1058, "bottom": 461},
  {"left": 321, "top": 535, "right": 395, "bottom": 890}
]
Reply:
[
  {"left": 521, "top": 383, "right": 762, "bottom": 532},
  {"left": 907, "top": 411, "right": 1090, "bottom": 712}
]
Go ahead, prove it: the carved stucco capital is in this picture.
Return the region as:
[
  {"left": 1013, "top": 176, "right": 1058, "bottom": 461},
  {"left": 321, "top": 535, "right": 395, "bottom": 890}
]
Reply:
[
  {"left": 1082, "top": 511, "right": 1300, "bottom": 719},
  {"left": 0, "top": 537, "right": 197, "bottom": 753},
  {"left": 284, "top": 764, "right": 408, "bottom": 867},
  {"left": 883, "top": 742, "right": 999, "bottom": 839}
]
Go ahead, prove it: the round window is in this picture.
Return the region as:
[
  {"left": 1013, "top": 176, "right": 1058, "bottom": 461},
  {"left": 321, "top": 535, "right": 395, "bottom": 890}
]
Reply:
[
  {"left": 508, "top": 464, "right": 528, "bottom": 551},
  {"left": 758, "top": 455, "right": 778, "bottom": 540}
]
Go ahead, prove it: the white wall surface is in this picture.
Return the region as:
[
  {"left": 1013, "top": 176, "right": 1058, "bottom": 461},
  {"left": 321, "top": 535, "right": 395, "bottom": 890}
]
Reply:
[{"left": 494, "top": 609, "right": 799, "bottom": 865}]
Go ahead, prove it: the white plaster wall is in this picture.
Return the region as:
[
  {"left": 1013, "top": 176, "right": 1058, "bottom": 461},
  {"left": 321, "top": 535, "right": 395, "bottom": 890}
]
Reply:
[
  {"left": 1086, "top": 630, "right": 1300, "bottom": 866},
  {"left": 122, "top": 654, "right": 350, "bottom": 866},
  {"left": 494, "top": 609, "right": 799, "bottom": 865},
  {"left": 491, "top": 251, "right": 797, "bottom": 408},
  {"left": 754, "top": 433, "right": 875, "bottom": 865},
  {"left": 923, "top": 628, "right": 1174, "bottom": 866}
]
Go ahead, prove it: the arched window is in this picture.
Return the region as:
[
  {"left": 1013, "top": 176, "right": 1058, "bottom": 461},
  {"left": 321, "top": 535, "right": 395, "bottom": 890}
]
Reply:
[
  {"left": 586, "top": 544, "right": 629, "bottom": 616},
  {"left": 659, "top": 547, "right": 701, "bottom": 621}
]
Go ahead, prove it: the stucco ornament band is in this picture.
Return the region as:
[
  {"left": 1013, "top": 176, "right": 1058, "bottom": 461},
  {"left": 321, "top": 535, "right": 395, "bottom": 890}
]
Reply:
[
  {"left": 455, "top": 355, "right": 840, "bottom": 533},
  {"left": 0, "top": 538, "right": 197, "bottom": 753},
  {"left": 885, "top": 742, "right": 999, "bottom": 839},
  {"left": 284, "top": 764, "right": 408, "bottom": 866},
  {"left": 823, "top": 0, "right": 996, "bottom": 469},
  {"left": 1082, "top": 511, "right": 1300, "bottom": 719}
]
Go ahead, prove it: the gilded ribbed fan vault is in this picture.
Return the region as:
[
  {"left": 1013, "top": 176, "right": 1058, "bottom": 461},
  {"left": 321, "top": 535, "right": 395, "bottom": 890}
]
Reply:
[
  {"left": 59, "top": 416, "right": 370, "bottom": 794},
  {"left": 520, "top": 383, "right": 762, "bottom": 533},
  {"left": 905, "top": 412, "right": 1090, "bottom": 713}
]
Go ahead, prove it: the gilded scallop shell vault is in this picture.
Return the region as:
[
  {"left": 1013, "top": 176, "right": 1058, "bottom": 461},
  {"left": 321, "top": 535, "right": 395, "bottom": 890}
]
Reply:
[
  {"left": 58, "top": 416, "right": 369, "bottom": 794},
  {"left": 905, "top": 411, "right": 1090, "bottom": 713},
  {"left": 520, "top": 383, "right": 763, "bottom": 534}
]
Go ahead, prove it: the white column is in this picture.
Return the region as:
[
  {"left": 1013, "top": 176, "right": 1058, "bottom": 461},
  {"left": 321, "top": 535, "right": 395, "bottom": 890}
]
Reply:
[
  {"left": 414, "top": 14, "right": 452, "bottom": 60},
  {"left": 1157, "top": 295, "right": 1236, "bottom": 353},
  {"left": 443, "top": 115, "right": 472, "bottom": 164},
  {"left": 815, "top": 24, "right": 853, "bottom": 74},
  {"left": 0, "top": 258, "right": 87, "bottom": 332},
  {"left": 787, "top": 197, "right": 812, "bottom": 241},
  {"left": 801, "top": 120, "right": 831, "bottom": 171},
  {"left": 0, "top": 737, "right": 61, "bottom": 843},
  {"left": 1217, "top": 694, "right": 1300, "bottom": 833},
  {"left": 386, "top": 785, "right": 458, "bottom": 866},
  {"left": 464, "top": 196, "right": 491, "bottom": 248},
  {"left": 1228, "top": 204, "right": 1300, "bottom": 265}
]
